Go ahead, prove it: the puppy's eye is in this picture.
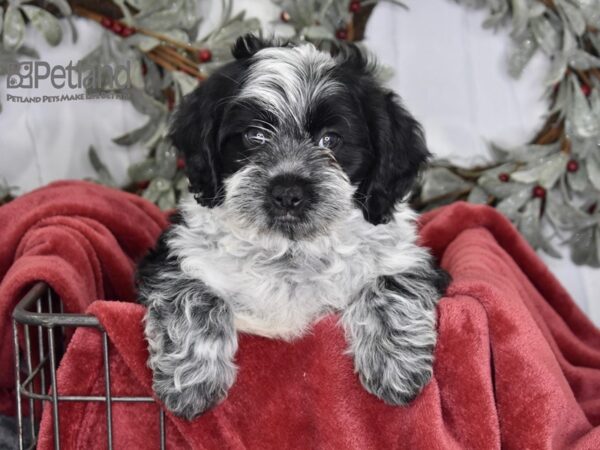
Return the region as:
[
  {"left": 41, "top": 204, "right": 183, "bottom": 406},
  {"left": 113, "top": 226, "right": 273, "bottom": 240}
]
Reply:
[
  {"left": 318, "top": 132, "right": 342, "bottom": 149},
  {"left": 244, "top": 127, "right": 267, "bottom": 146}
]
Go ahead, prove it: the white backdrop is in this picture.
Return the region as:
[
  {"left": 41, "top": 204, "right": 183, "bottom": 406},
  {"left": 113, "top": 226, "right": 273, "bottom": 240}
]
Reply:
[{"left": 1, "top": 1, "right": 598, "bottom": 324}]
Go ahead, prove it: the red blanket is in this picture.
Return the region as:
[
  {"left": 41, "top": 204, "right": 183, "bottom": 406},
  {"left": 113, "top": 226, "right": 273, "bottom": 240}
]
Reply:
[
  {"left": 0, "top": 181, "right": 168, "bottom": 413},
  {"left": 2, "top": 182, "right": 600, "bottom": 449}
]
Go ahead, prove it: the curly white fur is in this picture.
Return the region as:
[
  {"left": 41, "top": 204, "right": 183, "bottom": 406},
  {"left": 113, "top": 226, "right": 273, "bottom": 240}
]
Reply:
[{"left": 170, "top": 197, "right": 430, "bottom": 340}]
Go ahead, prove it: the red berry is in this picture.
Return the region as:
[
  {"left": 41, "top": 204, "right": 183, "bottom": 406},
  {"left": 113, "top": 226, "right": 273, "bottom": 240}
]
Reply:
[
  {"left": 498, "top": 173, "right": 510, "bottom": 182},
  {"left": 566, "top": 159, "right": 579, "bottom": 173},
  {"left": 280, "top": 11, "right": 291, "bottom": 22},
  {"left": 177, "top": 158, "right": 185, "bottom": 170},
  {"left": 532, "top": 185, "right": 546, "bottom": 198},
  {"left": 100, "top": 17, "right": 113, "bottom": 28},
  {"left": 581, "top": 84, "right": 591, "bottom": 97},
  {"left": 349, "top": 1, "right": 361, "bottom": 13},
  {"left": 137, "top": 180, "right": 150, "bottom": 190},
  {"left": 111, "top": 21, "right": 124, "bottom": 34},
  {"left": 588, "top": 203, "right": 597, "bottom": 214},
  {"left": 335, "top": 28, "right": 348, "bottom": 40},
  {"left": 120, "top": 26, "right": 135, "bottom": 37},
  {"left": 198, "top": 49, "right": 212, "bottom": 63}
]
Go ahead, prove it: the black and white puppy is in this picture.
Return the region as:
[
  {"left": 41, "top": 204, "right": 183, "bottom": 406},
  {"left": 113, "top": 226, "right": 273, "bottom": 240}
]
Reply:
[{"left": 137, "top": 34, "right": 450, "bottom": 420}]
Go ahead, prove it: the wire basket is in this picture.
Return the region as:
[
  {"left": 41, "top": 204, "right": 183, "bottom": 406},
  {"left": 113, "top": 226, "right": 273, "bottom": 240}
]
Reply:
[{"left": 12, "top": 282, "right": 167, "bottom": 450}]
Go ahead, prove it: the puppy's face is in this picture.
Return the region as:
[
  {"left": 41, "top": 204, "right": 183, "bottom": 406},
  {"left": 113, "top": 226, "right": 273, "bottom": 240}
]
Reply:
[{"left": 170, "top": 35, "right": 430, "bottom": 239}]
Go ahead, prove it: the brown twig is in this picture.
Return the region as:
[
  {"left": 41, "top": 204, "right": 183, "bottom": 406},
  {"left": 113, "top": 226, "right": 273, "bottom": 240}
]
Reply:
[
  {"left": 590, "top": 68, "right": 600, "bottom": 81},
  {"left": 135, "top": 27, "right": 196, "bottom": 54},
  {"left": 560, "top": 134, "right": 571, "bottom": 154},
  {"left": 153, "top": 46, "right": 204, "bottom": 79},
  {"left": 73, "top": 5, "right": 203, "bottom": 79},
  {"left": 346, "top": 20, "right": 355, "bottom": 42},
  {"left": 146, "top": 50, "right": 178, "bottom": 72},
  {"left": 351, "top": 4, "right": 375, "bottom": 41},
  {"left": 575, "top": 69, "right": 593, "bottom": 87},
  {"left": 156, "top": 46, "right": 197, "bottom": 69},
  {"left": 73, "top": 5, "right": 196, "bottom": 54},
  {"left": 538, "top": 0, "right": 556, "bottom": 10},
  {"left": 533, "top": 113, "right": 564, "bottom": 145}
]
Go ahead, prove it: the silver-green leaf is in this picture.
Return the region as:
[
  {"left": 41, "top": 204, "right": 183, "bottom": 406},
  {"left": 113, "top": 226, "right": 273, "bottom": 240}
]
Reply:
[
  {"left": 420, "top": 167, "right": 473, "bottom": 202},
  {"left": 21, "top": 6, "right": 63, "bottom": 47},
  {"left": 558, "top": 0, "right": 587, "bottom": 35},
  {"left": 568, "top": 75, "right": 600, "bottom": 138},
  {"left": 497, "top": 187, "right": 532, "bottom": 220},
  {"left": 3, "top": 6, "right": 25, "bottom": 51}
]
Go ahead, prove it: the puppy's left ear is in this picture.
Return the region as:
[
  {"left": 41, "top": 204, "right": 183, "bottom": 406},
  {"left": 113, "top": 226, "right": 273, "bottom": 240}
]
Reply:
[{"left": 357, "top": 92, "right": 430, "bottom": 224}]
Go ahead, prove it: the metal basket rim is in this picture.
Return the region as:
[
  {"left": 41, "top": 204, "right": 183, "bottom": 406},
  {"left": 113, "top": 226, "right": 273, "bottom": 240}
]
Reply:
[
  {"left": 12, "top": 281, "right": 166, "bottom": 450},
  {"left": 13, "top": 282, "right": 102, "bottom": 329}
]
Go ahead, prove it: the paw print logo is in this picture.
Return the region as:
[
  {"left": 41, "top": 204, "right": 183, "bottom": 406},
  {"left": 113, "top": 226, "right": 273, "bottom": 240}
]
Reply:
[{"left": 6, "top": 62, "right": 33, "bottom": 89}]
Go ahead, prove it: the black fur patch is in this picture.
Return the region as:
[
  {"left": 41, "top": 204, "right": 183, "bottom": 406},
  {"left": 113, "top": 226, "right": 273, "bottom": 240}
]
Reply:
[{"left": 168, "top": 34, "right": 430, "bottom": 224}]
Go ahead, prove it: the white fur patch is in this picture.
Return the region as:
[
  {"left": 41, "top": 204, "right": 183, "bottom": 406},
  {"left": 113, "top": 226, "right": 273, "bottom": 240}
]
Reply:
[
  {"left": 168, "top": 196, "right": 429, "bottom": 340},
  {"left": 238, "top": 44, "right": 340, "bottom": 128}
]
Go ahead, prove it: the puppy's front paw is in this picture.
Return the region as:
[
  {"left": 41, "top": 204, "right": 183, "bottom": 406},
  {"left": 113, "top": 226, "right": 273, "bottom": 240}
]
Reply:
[
  {"left": 355, "top": 341, "right": 434, "bottom": 406},
  {"left": 153, "top": 371, "right": 231, "bottom": 420}
]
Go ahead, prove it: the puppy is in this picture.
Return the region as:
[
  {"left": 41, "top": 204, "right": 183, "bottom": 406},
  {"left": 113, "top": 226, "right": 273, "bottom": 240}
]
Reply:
[{"left": 137, "top": 34, "right": 450, "bottom": 420}]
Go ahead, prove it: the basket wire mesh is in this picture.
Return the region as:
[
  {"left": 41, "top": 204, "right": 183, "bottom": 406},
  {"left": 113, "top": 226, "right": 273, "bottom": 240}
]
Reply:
[{"left": 12, "top": 282, "right": 167, "bottom": 449}]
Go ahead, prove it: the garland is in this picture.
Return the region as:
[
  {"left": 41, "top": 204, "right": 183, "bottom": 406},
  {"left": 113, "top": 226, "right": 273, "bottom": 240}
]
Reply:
[
  {"left": 414, "top": 0, "right": 600, "bottom": 266},
  {"left": 1, "top": 0, "right": 599, "bottom": 266}
]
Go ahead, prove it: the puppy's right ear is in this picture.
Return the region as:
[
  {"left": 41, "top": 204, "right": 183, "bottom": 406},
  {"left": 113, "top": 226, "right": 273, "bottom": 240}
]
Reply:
[
  {"left": 169, "top": 81, "right": 224, "bottom": 207},
  {"left": 231, "top": 34, "right": 289, "bottom": 59}
]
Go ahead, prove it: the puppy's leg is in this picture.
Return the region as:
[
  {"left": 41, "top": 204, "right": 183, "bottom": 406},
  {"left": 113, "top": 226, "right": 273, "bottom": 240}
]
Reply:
[
  {"left": 342, "top": 261, "right": 449, "bottom": 405},
  {"left": 137, "top": 229, "right": 237, "bottom": 420}
]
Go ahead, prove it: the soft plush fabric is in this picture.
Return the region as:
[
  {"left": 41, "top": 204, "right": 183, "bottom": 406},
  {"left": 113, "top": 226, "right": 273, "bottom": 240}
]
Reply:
[
  {"left": 33, "top": 198, "right": 600, "bottom": 449},
  {"left": 0, "top": 181, "right": 168, "bottom": 415},
  {"left": 2, "top": 182, "right": 600, "bottom": 449}
]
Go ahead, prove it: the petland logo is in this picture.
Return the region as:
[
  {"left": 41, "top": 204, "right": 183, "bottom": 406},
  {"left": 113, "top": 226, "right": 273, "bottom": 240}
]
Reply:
[{"left": 5, "top": 60, "right": 132, "bottom": 103}]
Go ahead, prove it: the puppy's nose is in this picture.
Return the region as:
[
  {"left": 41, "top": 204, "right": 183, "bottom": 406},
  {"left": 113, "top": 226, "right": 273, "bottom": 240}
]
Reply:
[{"left": 269, "top": 176, "right": 307, "bottom": 212}]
